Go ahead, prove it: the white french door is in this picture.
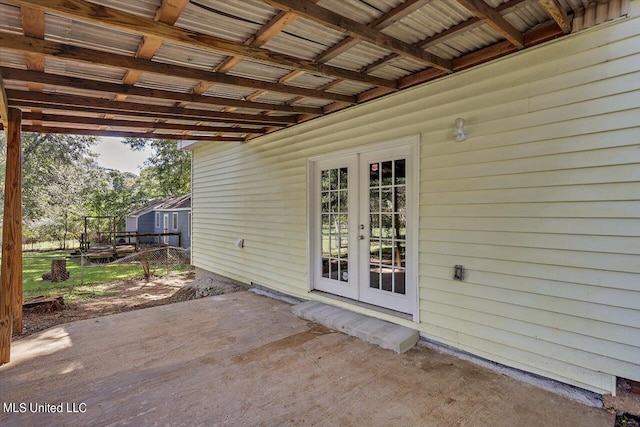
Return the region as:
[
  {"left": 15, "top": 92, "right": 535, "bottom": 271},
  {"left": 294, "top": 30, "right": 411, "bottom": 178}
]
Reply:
[
  {"left": 311, "top": 139, "right": 417, "bottom": 315},
  {"left": 163, "top": 214, "right": 169, "bottom": 244}
]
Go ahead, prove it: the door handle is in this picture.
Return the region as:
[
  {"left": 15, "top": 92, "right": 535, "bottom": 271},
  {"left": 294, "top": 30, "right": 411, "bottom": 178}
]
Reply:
[{"left": 358, "top": 235, "right": 365, "bottom": 240}]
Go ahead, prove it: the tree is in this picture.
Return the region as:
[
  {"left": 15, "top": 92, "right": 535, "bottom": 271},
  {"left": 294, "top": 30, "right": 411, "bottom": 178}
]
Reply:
[
  {"left": 0, "top": 132, "right": 101, "bottom": 248},
  {"left": 124, "top": 138, "right": 191, "bottom": 198}
]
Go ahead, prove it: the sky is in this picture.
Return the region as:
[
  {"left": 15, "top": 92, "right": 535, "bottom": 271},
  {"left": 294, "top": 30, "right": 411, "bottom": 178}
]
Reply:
[{"left": 92, "top": 137, "right": 153, "bottom": 174}]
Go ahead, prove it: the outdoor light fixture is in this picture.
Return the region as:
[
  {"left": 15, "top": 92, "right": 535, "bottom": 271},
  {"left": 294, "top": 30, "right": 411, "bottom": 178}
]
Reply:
[{"left": 453, "top": 118, "right": 468, "bottom": 142}]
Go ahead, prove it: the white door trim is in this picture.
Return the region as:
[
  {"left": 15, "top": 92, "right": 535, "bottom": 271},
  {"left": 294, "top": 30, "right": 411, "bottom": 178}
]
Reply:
[{"left": 307, "top": 135, "right": 420, "bottom": 321}]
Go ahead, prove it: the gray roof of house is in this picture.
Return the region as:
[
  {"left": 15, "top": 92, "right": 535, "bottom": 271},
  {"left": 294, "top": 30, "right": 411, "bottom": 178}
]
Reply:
[{"left": 127, "top": 194, "right": 191, "bottom": 217}]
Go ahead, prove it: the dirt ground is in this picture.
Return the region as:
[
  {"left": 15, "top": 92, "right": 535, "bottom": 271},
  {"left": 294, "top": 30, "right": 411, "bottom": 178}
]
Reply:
[{"left": 16, "top": 272, "right": 195, "bottom": 339}]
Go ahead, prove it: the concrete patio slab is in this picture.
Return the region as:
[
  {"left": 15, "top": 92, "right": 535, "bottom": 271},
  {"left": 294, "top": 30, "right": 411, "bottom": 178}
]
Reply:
[{"left": 0, "top": 291, "right": 613, "bottom": 426}]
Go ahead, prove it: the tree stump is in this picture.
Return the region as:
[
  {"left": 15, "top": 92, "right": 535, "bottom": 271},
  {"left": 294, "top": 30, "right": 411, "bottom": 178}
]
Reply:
[
  {"left": 45, "top": 259, "right": 70, "bottom": 282},
  {"left": 23, "top": 296, "right": 65, "bottom": 313}
]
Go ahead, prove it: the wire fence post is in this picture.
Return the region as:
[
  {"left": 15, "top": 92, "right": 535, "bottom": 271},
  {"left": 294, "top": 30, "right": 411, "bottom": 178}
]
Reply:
[
  {"left": 80, "top": 252, "right": 85, "bottom": 287},
  {"left": 166, "top": 246, "right": 170, "bottom": 276}
]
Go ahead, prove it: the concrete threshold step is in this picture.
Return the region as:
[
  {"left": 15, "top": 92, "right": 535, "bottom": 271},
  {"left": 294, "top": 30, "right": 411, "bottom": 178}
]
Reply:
[{"left": 292, "top": 301, "right": 419, "bottom": 353}]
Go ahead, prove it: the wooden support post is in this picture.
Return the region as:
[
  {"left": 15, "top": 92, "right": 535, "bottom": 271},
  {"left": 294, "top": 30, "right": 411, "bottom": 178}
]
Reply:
[{"left": 1, "top": 107, "right": 23, "bottom": 362}]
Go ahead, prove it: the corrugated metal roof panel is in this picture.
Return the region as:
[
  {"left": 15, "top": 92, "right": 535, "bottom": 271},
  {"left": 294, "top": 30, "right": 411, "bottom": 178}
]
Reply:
[
  {"left": 44, "top": 57, "right": 126, "bottom": 83},
  {"left": 153, "top": 42, "right": 227, "bottom": 71},
  {"left": 291, "top": 97, "right": 333, "bottom": 108},
  {"left": 505, "top": 1, "right": 550, "bottom": 29},
  {"left": 120, "top": 94, "right": 178, "bottom": 107},
  {"left": 85, "top": 0, "right": 161, "bottom": 19},
  {"left": 45, "top": 14, "right": 141, "bottom": 55},
  {"left": 369, "top": 63, "right": 414, "bottom": 80},
  {"left": 0, "top": 1, "right": 22, "bottom": 33},
  {"left": 327, "top": 80, "right": 374, "bottom": 96},
  {"left": 186, "top": 0, "right": 276, "bottom": 26},
  {"left": 316, "top": 0, "right": 386, "bottom": 25},
  {"left": 176, "top": 1, "right": 264, "bottom": 43},
  {"left": 0, "top": 49, "right": 26, "bottom": 69},
  {"left": 4, "top": 80, "right": 28, "bottom": 91},
  {"left": 252, "top": 92, "right": 297, "bottom": 105},
  {"left": 441, "top": 25, "right": 502, "bottom": 55},
  {"left": 383, "top": 0, "right": 473, "bottom": 45},
  {"left": 135, "top": 73, "right": 200, "bottom": 94},
  {"left": 42, "top": 86, "right": 116, "bottom": 100},
  {"left": 325, "top": 41, "right": 392, "bottom": 71},
  {"left": 274, "top": 16, "right": 345, "bottom": 52},
  {"left": 203, "top": 83, "right": 257, "bottom": 101},
  {"left": 262, "top": 30, "right": 329, "bottom": 61},
  {"left": 183, "top": 103, "right": 225, "bottom": 113},
  {"left": 285, "top": 73, "right": 335, "bottom": 90},
  {"left": 227, "top": 59, "right": 293, "bottom": 82}
]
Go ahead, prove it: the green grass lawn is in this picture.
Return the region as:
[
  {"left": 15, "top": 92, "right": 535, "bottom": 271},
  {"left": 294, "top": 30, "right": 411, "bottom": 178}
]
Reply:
[{"left": 21, "top": 251, "right": 191, "bottom": 300}]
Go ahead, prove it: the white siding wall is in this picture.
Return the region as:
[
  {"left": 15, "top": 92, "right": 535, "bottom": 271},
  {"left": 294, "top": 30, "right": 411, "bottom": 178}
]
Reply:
[{"left": 192, "top": 13, "right": 640, "bottom": 395}]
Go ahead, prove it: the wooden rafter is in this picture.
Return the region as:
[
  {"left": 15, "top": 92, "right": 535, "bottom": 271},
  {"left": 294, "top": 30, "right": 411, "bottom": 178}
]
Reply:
[
  {"left": 456, "top": 0, "right": 524, "bottom": 48},
  {"left": 20, "top": 5, "right": 45, "bottom": 125},
  {"left": 538, "top": 0, "right": 571, "bottom": 33},
  {"left": 0, "top": 125, "right": 245, "bottom": 141},
  {"left": 0, "top": 32, "right": 356, "bottom": 104},
  {"left": 260, "top": 0, "right": 452, "bottom": 72},
  {"left": 19, "top": 112, "right": 267, "bottom": 134},
  {"left": 6, "top": 91, "right": 296, "bottom": 125},
  {"left": 10, "top": 0, "right": 397, "bottom": 89},
  {"left": 0, "top": 70, "right": 8, "bottom": 130},
  {"left": 0, "top": 67, "right": 322, "bottom": 115}
]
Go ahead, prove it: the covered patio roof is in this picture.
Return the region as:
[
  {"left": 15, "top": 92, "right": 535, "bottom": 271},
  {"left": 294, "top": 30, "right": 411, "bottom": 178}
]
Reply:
[
  {"left": 0, "top": 0, "right": 630, "bottom": 362},
  {"left": 0, "top": 0, "right": 623, "bottom": 142}
]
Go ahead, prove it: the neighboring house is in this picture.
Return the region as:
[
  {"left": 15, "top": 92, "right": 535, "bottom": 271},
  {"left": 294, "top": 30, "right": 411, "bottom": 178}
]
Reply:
[
  {"left": 185, "top": 11, "right": 639, "bottom": 397},
  {"left": 125, "top": 194, "right": 191, "bottom": 249}
]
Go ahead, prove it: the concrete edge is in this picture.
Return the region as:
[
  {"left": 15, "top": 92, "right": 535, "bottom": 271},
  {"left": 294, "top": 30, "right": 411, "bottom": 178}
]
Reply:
[
  {"left": 249, "top": 284, "right": 306, "bottom": 305},
  {"left": 419, "top": 337, "right": 604, "bottom": 408}
]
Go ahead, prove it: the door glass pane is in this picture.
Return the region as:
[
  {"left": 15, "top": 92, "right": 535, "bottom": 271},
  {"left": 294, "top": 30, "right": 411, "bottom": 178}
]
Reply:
[
  {"left": 380, "top": 239, "right": 393, "bottom": 266},
  {"left": 394, "top": 159, "right": 406, "bottom": 185},
  {"left": 381, "top": 189, "right": 393, "bottom": 212},
  {"left": 320, "top": 167, "right": 349, "bottom": 284},
  {"left": 381, "top": 161, "right": 393, "bottom": 185},
  {"left": 369, "top": 189, "right": 379, "bottom": 212},
  {"left": 367, "top": 158, "right": 408, "bottom": 295},
  {"left": 393, "top": 267, "right": 406, "bottom": 294},
  {"left": 369, "top": 265, "right": 380, "bottom": 289},
  {"left": 369, "top": 162, "right": 379, "bottom": 187},
  {"left": 370, "top": 214, "right": 380, "bottom": 238}
]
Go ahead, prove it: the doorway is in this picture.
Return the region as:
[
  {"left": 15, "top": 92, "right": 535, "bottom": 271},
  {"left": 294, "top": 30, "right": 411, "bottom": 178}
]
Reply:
[{"left": 310, "top": 137, "right": 418, "bottom": 315}]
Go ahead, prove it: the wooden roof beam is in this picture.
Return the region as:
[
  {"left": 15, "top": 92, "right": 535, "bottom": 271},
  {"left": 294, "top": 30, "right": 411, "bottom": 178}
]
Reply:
[
  {"left": 20, "top": 5, "right": 45, "bottom": 125},
  {"left": 456, "top": 0, "right": 524, "bottom": 47},
  {"left": 0, "top": 125, "right": 245, "bottom": 141},
  {"left": 0, "top": 32, "right": 356, "bottom": 104},
  {"left": 0, "top": 70, "right": 9, "bottom": 130},
  {"left": 538, "top": 0, "right": 571, "bottom": 33},
  {"left": 20, "top": 112, "right": 267, "bottom": 134},
  {"left": 6, "top": 90, "right": 296, "bottom": 125},
  {"left": 260, "top": 0, "right": 451, "bottom": 72},
  {"left": 10, "top": 0, "right": 396, "bottom": 88},
  {"left": 9, "top": 101, "right": 287, "bottom": 127},
  {"left": 0, "top": 67, "right": 322, "bottom": 115}
]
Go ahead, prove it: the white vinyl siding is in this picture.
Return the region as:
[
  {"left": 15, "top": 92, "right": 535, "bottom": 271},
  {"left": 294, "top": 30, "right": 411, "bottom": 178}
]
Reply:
[{"left": 192, "top": 13, "right": 640, "bottom": 395}]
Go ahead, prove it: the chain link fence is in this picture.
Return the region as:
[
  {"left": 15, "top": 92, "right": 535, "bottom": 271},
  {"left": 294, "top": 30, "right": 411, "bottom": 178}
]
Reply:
[{"left": 76, "top": 246, "right": 193, "bottom": 285}]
